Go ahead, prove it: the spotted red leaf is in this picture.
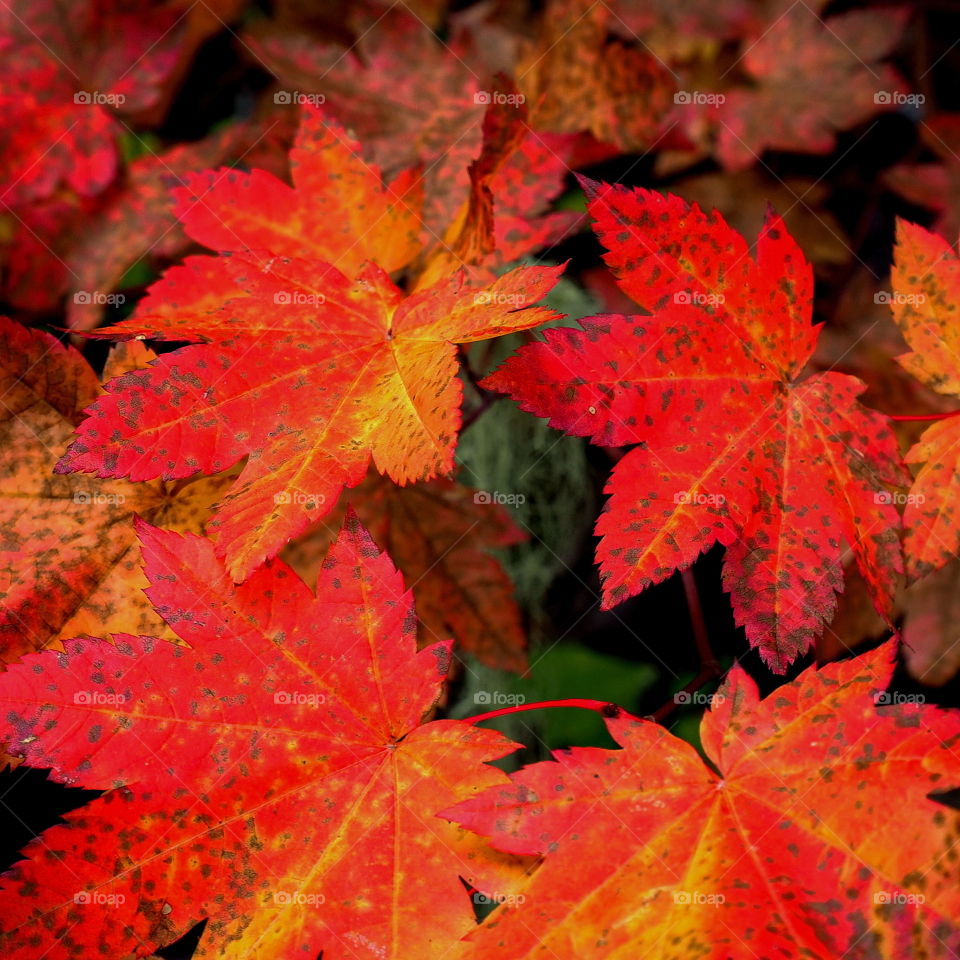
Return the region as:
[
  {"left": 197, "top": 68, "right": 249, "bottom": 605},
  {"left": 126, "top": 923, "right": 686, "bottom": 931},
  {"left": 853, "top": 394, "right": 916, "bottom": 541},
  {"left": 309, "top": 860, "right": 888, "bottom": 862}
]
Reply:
[
  {"left": 515, "top": 0, "right": 675, "bottom": 152},
  {"left": 889, "top": 219, "right": 960, "bottom": 580},
  {"left": 680, "top": 6, "right": 908, "bottom": 170},
  {"left": 250, "top": 15, "right": 580, "bottom": 267},
  {"left": 0, "top": 515, "right": 530, "bottom": 959},
  {"left": 483, "top": 183, "right": 909, "bottom": 671},
  {"left": 54, "top": 107, "right": 565, "bottom": 581},
  {"left": 444, "top": 641, "right": 960, "bottom": 959},
  {"left": 282, "top": 470, "right": 528, "bottom": 672},
  {"left": 0, "top": 320, "right": 234, "bottom": 662},
  {"left": 66, "top": 114, "right": 296, "bottom": 331},
  {"left": 417, "top": 92, "right": 583, "bottom": 289},
  {"left": 246, "top": 8, "right": 486, "bottom": 241},
  {"left": 0, "top": 0, "right": 184, "bottom": 204}
]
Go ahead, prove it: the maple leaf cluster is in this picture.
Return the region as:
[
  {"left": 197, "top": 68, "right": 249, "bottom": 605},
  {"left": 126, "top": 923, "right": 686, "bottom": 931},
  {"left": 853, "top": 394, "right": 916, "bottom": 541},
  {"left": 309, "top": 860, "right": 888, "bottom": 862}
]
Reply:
[{"left": 1, "top": 2, "right": 959, "bottom": 959}]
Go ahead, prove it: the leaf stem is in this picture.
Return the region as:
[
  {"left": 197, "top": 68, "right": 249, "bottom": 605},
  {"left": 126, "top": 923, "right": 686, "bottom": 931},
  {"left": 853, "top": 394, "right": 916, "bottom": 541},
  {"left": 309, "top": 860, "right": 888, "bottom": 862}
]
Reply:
[
  {"left": 461, "top": 391, "right": 500, "bottom": 431},
  {"left": 888, "top": 411, "right": 960, "bottom": 422},
  {"left": 648, "top": 568, "right": 722, "bottom": 723},
  {"left": 466, "top": 698, "right": 621, "bottom": 724},
  {"left": 458, "top": 346, "right": 501, "bottom": 431}
]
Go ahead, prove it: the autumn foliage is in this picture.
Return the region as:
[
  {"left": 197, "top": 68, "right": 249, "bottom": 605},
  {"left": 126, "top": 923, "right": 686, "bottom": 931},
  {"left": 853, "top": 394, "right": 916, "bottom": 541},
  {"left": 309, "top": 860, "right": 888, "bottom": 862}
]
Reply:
[{"left": 0, "top": 2, "right": 959, "bottom": 959}]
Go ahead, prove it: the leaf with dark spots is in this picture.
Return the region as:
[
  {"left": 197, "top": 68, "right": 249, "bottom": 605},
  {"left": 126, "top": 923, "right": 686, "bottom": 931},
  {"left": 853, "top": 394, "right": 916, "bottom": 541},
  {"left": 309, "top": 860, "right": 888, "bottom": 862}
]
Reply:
[
  {"left": 54, "top": 106, "right": 565, "bottom": 582},
  {"left": 514, "top": 0, "right": 675, "bottom": 152},
  {"left": 0, "top": 0, "right": 185, "bottom": 205},
  {"left": 282, "top": 470, "right": 528, "bottom": 672},
  {"left": 444, "top": 641, "right": 960, "bottom": 959},
  {"left": 483, "top": 186, "right": 909, "bottom": 671},
  {"left": 245, "top": 7, "right": 485, "bottom": 245},
  {"left": 889, "top": 220, "right": 960, "bottom": 581},
  {"left": 0, "top": 320, "right": 234, "bottom": 664},
  {"left": 697, "top": 6, "right": 908, "bottom": 171},
  {"left": 0, "top": 516, "right": 531, "bottom": 959},
  {"left": 65, "top": 114, "right": 297, "bottom": 332}
]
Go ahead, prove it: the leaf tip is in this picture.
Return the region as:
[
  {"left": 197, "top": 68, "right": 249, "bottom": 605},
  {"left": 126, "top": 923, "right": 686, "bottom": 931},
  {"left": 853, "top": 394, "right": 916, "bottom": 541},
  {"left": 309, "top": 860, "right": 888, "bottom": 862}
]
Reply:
[{"left": 575, "top": 173, "right": 601, "bottom": 202}]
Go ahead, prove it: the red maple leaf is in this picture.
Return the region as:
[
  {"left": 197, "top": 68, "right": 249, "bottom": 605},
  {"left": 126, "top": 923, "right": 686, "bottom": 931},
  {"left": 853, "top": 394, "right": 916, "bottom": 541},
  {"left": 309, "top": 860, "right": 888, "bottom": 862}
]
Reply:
[
  {"left": 445, "top": 641, "right": 960, "bottom": 958},
  {"left": 55, "top": 108, "right": 564, "bottom": 581},
  {"left": 416, "top": 92, "right": 583, "bottom": 289},
  {"left": 65, "top": 112, "right": 297, "bottom": 331},
  {"left": 483, "top": 181, "right": 909, "bottom": 671},
  {"left": 0, "top": 320, "right": 235, "bottom": 662},
  {"left": 0, "top": 515, "right": 530, "bottom": 959},
  {"left": 514, "top": 0, "right": 675, "bottom": 152},
  {"left": 250, "top": 14, "right": 582, "bottom": 266},
  {"left": 672, "top": 6, "right": 908, "bottom": 170},
  {"left": 889, "top": 219, "right": 960, "bottom": 580},
  {"left": 282, "top": 470, "right": 528, "bottom": 672},
  {"left": 246, "top": 7, "right": 486, "bottom": 241},
  {"left": 0, "top": 0, "right": 184, "bottom": 205}
]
